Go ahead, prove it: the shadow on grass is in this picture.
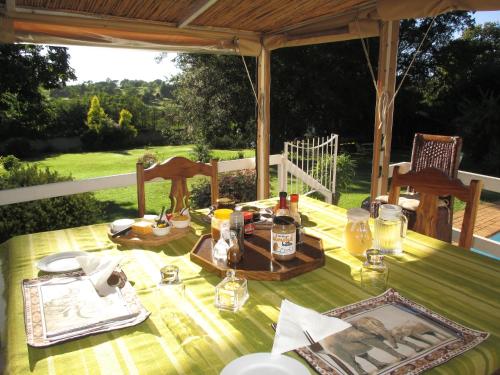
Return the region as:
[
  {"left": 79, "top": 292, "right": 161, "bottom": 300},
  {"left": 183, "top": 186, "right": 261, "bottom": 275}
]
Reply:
[{"left": 100, "top": 200, "right": 138, "bottom": 222}]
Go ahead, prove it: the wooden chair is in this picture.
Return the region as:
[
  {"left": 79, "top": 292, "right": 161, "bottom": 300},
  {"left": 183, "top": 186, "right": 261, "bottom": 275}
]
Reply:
[
  {"left": 365, "top": 133, "right": 463, "bottom": 242},
  {"left": 388, "top": 166, "right": 482, "bottom": 250},
  {"left": 136, "top": 156, "right": 219, "bottom": 217}
]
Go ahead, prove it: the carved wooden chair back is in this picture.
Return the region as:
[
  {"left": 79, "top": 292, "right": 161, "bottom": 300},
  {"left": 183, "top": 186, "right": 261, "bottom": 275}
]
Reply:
[
  {"left": 136, "top": 156, "right": 219, "bottom": 217},
  {"left": 388, "top": 166, "right": 482, "bottom": 250}
]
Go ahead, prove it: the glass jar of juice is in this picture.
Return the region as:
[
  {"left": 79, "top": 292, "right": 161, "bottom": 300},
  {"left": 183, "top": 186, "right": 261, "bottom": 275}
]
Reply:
[
  {"left": 211, "top": 209, "right": 233, "bottom": 243},
  {"left": 344, "top": 208, "right": 372, "bottom": 257}
]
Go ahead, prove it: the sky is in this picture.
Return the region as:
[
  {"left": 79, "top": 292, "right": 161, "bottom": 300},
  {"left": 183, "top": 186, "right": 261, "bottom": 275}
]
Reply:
[{"left": 66, "top": 11, "right": 499, "bottom": 85}]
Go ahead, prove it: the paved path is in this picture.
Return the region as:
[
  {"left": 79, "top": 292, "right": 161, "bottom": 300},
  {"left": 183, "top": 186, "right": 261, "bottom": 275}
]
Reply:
[{"left": 453, "top": 201, "right": 500, "bottom": 238}]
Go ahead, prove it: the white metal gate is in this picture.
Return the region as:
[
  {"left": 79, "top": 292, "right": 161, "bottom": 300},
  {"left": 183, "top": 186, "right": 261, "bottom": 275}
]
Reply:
[{"left": 280, "top": 133, "right": 339, "bottom": 203}]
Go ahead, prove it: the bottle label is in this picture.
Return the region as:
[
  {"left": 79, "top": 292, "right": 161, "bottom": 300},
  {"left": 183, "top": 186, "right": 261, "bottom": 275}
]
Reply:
[
  {"left": 244, "top": 222, "right": 255, "bottom": 235},
  {"left": 271, "top": 231, "right": 296, "bottom": 255}
]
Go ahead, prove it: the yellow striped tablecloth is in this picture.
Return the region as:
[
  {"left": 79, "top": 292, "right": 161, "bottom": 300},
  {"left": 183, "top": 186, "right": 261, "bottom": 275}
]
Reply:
[{"left": 1, "top": 197, "right": 498, "bottom": 374}]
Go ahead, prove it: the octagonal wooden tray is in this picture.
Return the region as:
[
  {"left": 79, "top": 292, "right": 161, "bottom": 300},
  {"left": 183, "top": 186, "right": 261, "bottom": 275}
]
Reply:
[{"left": 190, "top": 229, "right": 324, "bottom": 281}]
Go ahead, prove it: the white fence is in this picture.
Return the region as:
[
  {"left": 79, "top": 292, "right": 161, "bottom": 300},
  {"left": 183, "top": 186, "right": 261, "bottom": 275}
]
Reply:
[
  {"left": 389, "top": 161, "right": 500, "bottom": 258},
  {"left": 283, "top": 134, "right": 339, "bottom": 203}
]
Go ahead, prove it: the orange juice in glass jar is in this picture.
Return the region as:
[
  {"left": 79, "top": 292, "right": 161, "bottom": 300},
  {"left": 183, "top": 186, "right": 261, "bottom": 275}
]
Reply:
[{"left": 344, "top": 208, "right": 372, "bottom": 257}]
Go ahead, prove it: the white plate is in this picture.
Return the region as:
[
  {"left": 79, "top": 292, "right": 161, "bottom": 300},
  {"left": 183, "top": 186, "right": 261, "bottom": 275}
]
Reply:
[
  {"left": 221, "top": 353, "right": 310, "bottom": 375},
  {"left": 37, "top": 251, "right": 89, "bottom": 273},
  {"left": 110, "top": 218, "right": 135, "bottom": 233}
]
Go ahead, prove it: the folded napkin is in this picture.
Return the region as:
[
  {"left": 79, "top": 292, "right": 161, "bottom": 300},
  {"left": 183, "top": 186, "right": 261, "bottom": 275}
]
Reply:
[
  {"left": 76, "top": 255, "right": 122, "bottom": 296},
  {"left": 272, "top": 299, "right": 351, "bottom": 355}
]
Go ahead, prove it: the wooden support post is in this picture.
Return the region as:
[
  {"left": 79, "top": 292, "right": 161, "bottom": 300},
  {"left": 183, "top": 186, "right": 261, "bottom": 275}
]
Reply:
[
  {"left": 370, "top": 20, "right": 400, "bottom": 201},
  {"left": 256, "top": 46, "right": 271, "bottom": 199}
]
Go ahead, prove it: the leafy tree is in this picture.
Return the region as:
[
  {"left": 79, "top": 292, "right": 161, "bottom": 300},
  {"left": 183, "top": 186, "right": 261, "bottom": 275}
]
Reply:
[
  {"left": 0, "top": 44, "right": 75, "bottom": 138},
  {"left": 172, "top": 12, "right": 474, "bottom": 152},
  {"left": 87, "top": 95, "right": 109, "bottom": 131},
  {"left": 173, "top": 54, "right": 256, "bottom": 148},
  {"left": 118, "top": 108, "right": 138, "bottom": 138}
]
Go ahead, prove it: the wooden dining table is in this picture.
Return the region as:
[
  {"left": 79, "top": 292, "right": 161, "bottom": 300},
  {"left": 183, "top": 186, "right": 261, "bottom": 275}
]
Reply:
[{"left": 1, "top": 197, "right": 498, "bottom": 374}]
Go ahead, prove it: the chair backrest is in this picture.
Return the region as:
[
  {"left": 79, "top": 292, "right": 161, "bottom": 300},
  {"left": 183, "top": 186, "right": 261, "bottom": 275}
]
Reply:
[
  {"left": 410, "top": 133, "right": 462, "bottom": 179},
  {"left": 388, "top": 166, "right": 482, "bottom": 250},
  {"left": 136, "top": 156, "right": 219, "bottom": 217}
]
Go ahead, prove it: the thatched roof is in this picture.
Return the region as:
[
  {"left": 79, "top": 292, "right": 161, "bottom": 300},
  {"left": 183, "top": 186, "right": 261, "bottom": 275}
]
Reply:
[{"left": 1, "top": 0, "right": 499, "bottom": 55}]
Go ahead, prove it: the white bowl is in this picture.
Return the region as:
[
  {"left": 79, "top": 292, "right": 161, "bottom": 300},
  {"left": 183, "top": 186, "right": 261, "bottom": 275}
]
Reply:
[
  {"left": 152, "top": 225, "right": 171, "bottom": 236},
  {"left": 143, "top": 214, "right": 159, "bottom": 222},
  {"left": 110, "top": 218, "right": 135, "bottom": 233},
  {"left": 171, "top": 216, "right": 190, "bottom": 229}
]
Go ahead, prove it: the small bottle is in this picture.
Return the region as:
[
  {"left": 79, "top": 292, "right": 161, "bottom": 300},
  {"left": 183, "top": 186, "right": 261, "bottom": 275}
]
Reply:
[
  {"left": 275, "top": 191, "right": 290, "bottom": 216},
  {"left": 360, "top": 249, "right": 388, "bottom": 294},
  {"left": 229, "top": 211, "right": 245, "bottom": 255},
  {"left": 271, "top": 216, "right": 296, "bottom": 261},
  {"left": 289, "top": 194, "right": 303, "bottom": 244},
  {"left": 227, "top": 232, "right": 243, "bottom": 265},
  {"left": 243, "top": 211, "right": 255, "bottom": 237}
]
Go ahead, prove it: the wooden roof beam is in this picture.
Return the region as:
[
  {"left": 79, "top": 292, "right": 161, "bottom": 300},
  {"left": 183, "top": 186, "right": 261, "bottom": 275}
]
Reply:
[
  {"left": 264, "top": 19, "right": 379, "bottom": 50},
  {"left": 1, "top": 9, "right": 262, "bottom": 56},
  {"left": 178, "top": 0, "right": 219, "bottom": 28}
]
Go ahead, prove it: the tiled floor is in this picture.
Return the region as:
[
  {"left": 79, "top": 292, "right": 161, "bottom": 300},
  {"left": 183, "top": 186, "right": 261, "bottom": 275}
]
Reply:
[{"left": 453, "top": 201, "right": 500, "bottom": 238}]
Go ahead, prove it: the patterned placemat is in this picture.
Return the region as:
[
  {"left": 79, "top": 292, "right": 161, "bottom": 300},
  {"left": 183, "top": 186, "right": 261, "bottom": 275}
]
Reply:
[
  {"left": 284, "top": 289, "right": 489, "bottom": 375},
  {"left": 22, "top": 270, "right": 150, "bottom": 347}
]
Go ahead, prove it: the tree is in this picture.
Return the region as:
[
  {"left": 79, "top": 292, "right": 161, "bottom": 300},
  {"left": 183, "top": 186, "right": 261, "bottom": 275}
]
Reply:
[
  {"left": 172, "top": 54, "right": 256, "bottom": 148},
  {"left": 0, "top": 44, "right": 75, "bottom": 139},
  {"left": 87, "top": 95, "right": 109, "bottom": 131},
  {"left": 119, "top": 108, "right": 138, "bottom": 138},
  {"left": 172, "top": 12, "right": 474, "bottom": 152}
]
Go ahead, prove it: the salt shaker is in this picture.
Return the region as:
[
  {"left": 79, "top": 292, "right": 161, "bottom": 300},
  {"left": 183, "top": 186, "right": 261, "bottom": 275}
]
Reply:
[{"left": 360, "top": 249, "right": 388, "bottom": 294}]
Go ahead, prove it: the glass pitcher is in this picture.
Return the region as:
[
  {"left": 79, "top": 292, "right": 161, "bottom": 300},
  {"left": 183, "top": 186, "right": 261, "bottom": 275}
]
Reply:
[
  {"left": 344, "top": 208, "right": 372, "bottom": 257},
  {"left": 374, "top": 204, "right": 408, "bottom": 255}
]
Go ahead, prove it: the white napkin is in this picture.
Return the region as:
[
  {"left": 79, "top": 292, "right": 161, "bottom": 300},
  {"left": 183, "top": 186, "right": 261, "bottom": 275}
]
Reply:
[
  {"left": 272, "top": 299, "right": 351, "bottom": 355},
  {"left": 76, "top": 255, "right": 122, "bottom": 297}
]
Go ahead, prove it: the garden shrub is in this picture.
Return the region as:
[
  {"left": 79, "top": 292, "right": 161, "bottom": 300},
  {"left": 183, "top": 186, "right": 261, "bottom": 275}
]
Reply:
[
  {"left": 0, "top": 161, "right": 104, "bottom": 243},
  {"left": 137, "top": 152, "right": 159, "bottom": 169},
  {"left": 1, "top": 155, "right": 21, "bottom": 171},
  {"left": 190, "top": 169, "right": 256, "bottom": 208},
  {"left": 190, "top": 141, "right": 212, "bottom": 163},
  {"left": 310, "top": 153, "right": 356, "bottom": 203}
]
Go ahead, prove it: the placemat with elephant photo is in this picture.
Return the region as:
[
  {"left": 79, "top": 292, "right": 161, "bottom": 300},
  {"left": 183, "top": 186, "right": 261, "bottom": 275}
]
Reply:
[{"left": 292, "top": 289, "right": 489, "bottom": 375}]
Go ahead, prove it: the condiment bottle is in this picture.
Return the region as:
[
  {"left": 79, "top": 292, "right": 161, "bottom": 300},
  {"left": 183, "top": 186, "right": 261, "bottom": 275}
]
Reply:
[
  {"left": 211, "top": 208, "right": 233, "bottom": 247},
  {"left": 344, "top": 208, "right": 372, "bottom": 257},
  {"left": 289, "top": 194, "right": 303, "bottom": 244},
  {"left": 243, "top": 211, "right": 255, "bottom": 237},
  {"left": 216, "top": 197, "right": 236, "bottom": 210},
  {"left": 275, "top": 191, "right": 290, "bottom": 216},
  {"left": 271, "top": 216, "right": 296, "bottom": 261},
  {"left": 227, "top": 232, "right": 243, "bottom": 265},
  {"left": 230, "top": 211, "right": 245, "bottom": 255}
]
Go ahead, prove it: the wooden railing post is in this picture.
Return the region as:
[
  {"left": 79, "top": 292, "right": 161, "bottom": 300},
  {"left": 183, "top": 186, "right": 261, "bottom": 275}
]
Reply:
[{"left": 256, "top": 46, "right": 271, "bottom": 199}]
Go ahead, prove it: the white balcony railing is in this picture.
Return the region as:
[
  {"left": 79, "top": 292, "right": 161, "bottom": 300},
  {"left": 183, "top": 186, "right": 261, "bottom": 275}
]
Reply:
[{"left": 389, "top": 162, "right": 500, "bottom": 258}]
